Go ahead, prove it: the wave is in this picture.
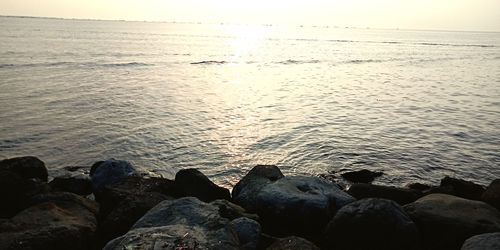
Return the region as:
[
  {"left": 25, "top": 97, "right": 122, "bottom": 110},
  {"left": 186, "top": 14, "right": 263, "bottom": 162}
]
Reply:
[
  {"left": 0, "top": 61, "right": 154, "bottom": 69},
  {"left": 343, "top": 59, "right": 383, "bottom": 64},
  {"left": 276, "top": 59, "right": 321, "bottom": 65},
  {"left": 190, "top": 60, "right": 228, "bottom": 65}
]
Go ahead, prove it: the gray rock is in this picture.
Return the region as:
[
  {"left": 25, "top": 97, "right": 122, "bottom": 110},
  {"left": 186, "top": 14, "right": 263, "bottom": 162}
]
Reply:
[
  {"left": 49, "top": 174, "right": 92, "bottom": 195},
  {"left": 232, "top": 165, "right": 285, "bottom": 212},
  {"left": 440, "top": 176, "right": 485, "bottom": 200},
  {"left": 348, "top": 183, "right": 422, "bottom": 205},
  {"left": 90, "top": 159, "right": 137, "bottom": 193},
  {"left": 461, "top": 232, "right": 500, "bottom": 250},
  {"left": 105, "top": 197, "right": 261, "bottom": 250},
  {"left": 175, "top": 168, "right": 230, "bottom": 202},
  {"left": 326, "top": 198, "right": 419, "bottom": 250},
  {"left": 404, "top": 194, "right": 500, "bottom": 250},
  {"left": 253, "top": 175, "right": 355, "bottom": 239},
  {"left": 266, "top": 236, "right": 320, "bottom": 250},
  {"left": 482, "top": 179, "right": 500, "bottom": 211},
  {"left": 0, "top": 192, "right": 98, "bottom": 250},
  {"left": 0, "top": 156, "right": 48, "bottom": 181}
]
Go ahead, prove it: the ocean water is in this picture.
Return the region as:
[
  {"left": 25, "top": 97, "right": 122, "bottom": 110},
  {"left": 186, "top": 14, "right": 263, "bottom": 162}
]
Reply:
[{"left": 1, "top": 16, "right": 499, "bottom": 187}]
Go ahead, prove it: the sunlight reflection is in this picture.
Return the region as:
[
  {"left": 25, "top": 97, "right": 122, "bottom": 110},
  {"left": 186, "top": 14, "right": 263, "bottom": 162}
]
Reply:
[{"left": 223, "top": 24, "right": 271, "bottom": 62}]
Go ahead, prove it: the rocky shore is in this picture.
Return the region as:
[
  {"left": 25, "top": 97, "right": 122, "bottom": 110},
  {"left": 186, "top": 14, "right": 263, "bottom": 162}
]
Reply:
[{"left": 1, "top": 156, "right": 499, "bottom": 250}]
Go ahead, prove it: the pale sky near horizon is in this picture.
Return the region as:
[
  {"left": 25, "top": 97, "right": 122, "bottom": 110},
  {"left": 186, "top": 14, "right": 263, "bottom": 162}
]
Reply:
[{"left": 1, "top": 0, "right": 500, "bottom": 32}]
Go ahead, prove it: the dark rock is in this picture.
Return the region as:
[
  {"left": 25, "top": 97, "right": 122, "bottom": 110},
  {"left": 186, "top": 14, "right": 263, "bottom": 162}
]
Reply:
[
  {"left": 104, "top": 197, "right": 261, "bottom": 250},
  {"left": 235, "top": 172, "right": 355, "bottom": 240},
  {"left": 440, "top": 176, "right": 485, "bottom": 200},
  {"left": 90, "top": 159, "right": 137, "bottom": 193},
  {"left": 232, "top": 165, "right": 285, "bottom": 212},
  {"left": 0, "top": 156, "right": 48, "bottom": 181},
  {"left": 266, "top": 236, "right": 320, "bottom": 250},
  {"left": 175, "top": 168, "right": 230, "bottom": 202},
  {"left": 406, "top": 182, "right": 432, "bottom": 191},
  {"left": 49, "top": 174, "right": 92, "bottom": 195},
  {"left": 325, "top": 198, "right": 419, "bottom": 250},
  {"left": 0, "top": 170, "right": 50, "bottom": 218},
  {"left": 404, "top": 193, "right": 500, "bottom": 250},
  {"left": 481, "top": 179, "right": 500, "bottom": 210},
  {"left": 341, "top": 169, "right": 383, "bottom": 183},
  {"left": 0, "top": 192, "right": 98, "bottom": 250},
  {"left": 211, "top": 199, "right": 260, "bottom": 221},
  {"left": 348, "top": 183, "right": 421, "bottom": 205},
  {"left": 93, "top": 176, "right": 176, "bottom": 246},
  {"left": 461, "top": 232, "right": 500, "bottom": 250}
]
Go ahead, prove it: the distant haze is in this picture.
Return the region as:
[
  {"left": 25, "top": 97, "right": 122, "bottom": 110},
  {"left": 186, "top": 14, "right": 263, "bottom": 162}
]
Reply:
[{"left": 1, "top": 0, "right": 500, "bottom": 32}]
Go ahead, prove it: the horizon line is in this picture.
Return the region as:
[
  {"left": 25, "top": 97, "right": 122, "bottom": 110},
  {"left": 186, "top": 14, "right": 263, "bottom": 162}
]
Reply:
[{"left": 1, "top": 14, "right": 500, "bottom": 34}]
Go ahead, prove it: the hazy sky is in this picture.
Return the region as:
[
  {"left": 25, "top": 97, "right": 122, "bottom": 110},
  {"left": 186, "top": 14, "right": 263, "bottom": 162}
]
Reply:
[{"left": 1, "top": 0, "right": 500, "bottom": 31}]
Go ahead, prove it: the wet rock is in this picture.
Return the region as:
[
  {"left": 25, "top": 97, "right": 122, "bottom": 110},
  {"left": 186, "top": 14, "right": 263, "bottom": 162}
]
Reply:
[
  {"left": 440, "top": 176, "right": 485, "bottom": 200},
  {"left": 90, "top": 159, "right": 137, "bottom": 193},
  {"left": 93, "top": 176, "right": 176, "bottom": 246},
  {"left": 232, "top": 165, "right": 285, "bottom": 212},
  {"left": 325, "top": 198, "right": 419, "bottom": 250},
  {"left": 175, "top": 168, "right": 230, "bottom": 202},
  {"left": 341, "top": 169, "right": 383, "bottom": 183},
  {"left": 404, "top": 193, "right": 500, "bottom": 250},
  {"left": 104, "top": 197, "right": 261, "bottom": 250},
  {"left": 0, "top": 170, "right": 50, "bottom": 218},
  {"left": 0, "top": 156, "right": 48, "bottom": 181},
  {"left": 481, "top": 179, "right": 500, "bottom": 210},
  {"left": 266, "top": 236, "right": 320, "bottom": 250},
  {"left": 49, "top": 174, "right": 92, "bottom": 195},
  {"left": 348, "top": 183, "right": 421, "bottom": 205},
  {"left": 0, "top": 192, "right": 98, "bottom": 250},
  {"left": 461, "top": 232, "right": 500, "bottom": 250},
  {"left": 235, "top": 171, "right": 355, "bottom": 240}
]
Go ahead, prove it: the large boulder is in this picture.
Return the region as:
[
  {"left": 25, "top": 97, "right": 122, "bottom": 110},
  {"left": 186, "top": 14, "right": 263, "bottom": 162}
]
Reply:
[
  {"left": 0, "top": 156, "right": 48, "bottom": 181},
  {"left": 90, "top": 159, "right": 137, "bottom": 193},
  {"left": 481, "top": 179, "right": 500, "bottom": 211},
  {"left": 461, "top": 232, "right": 500, "bottom": 250},
  {"left": 404, "top": 193, "right": 500, "bottom": 250},
  {"left": 0, "top": 170, "right": 50, "bottom": 218},
  {"left": 93, "top": 176, "right": 177, "bottom": 247},
  {"left": 232, "top": 165, "right": 285, "bottom": 212},
  {"left": 439, "top": 176, "right": 485, "bottom": 200},
  {"left": 266, "top": 236, "right": 320, "bottom": 250},
  {"left": 175, "top": 168, "right": 230, "bottom": 202},
  {"left": 325, "top": 198, "right": 419, "bottom": 250},
  {"left": 49, "top": 174, "right": 92, "bottom": 196},
  {"left": 0, "top": 192, "right": 98, "bottom": 250},
  {"left": 340, "top": 169, "right": 383, "bottom": 183},
  {"left": 234, "top": 166, "right": 355, "bottom": 240},
  {"left": 347, "top": 183, "right": 421, "bottom": 205},
  {"left": 104, "top": 197, "right": 261, "bottom": 250}
]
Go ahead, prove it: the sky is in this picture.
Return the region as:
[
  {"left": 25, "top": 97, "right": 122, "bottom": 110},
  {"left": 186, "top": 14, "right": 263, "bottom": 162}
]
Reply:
[{"left": 1, "top": 0, "right": 500, "bottom": 32}]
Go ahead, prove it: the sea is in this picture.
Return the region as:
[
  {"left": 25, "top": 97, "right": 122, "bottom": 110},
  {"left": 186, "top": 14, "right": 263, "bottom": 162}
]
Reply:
[{"left": 1, "top": 16, "right": 499, "bottom": 187}]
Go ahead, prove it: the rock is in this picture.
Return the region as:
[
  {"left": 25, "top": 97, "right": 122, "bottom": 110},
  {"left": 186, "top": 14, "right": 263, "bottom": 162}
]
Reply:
[
  {"left": 90, "top": 159, "right": 137, "bottom": 193},
  {"left": 232, "top": 165, "right": 285, "bottom": 212},
  {"left": 266, "top": 236, "right": 320, "bottom": 250},
  {"left": 0, "top": 156, "right": 48, "bottom": 181},
  {"left": 211, "top": 199, "right": 260, "bottom": 221},
  {"left": 0, "top": 170, "right": 50, "bottom": 218},
  {"left": 461, "top": 232, "right": 500, "bottom": 250},
  {"left": 481, "top": 179, "right": 500, "bottom": 210},
  {"left": 325, "top": 198, "right": 419, "bottom": 250},
  {"left": 238, "top": 174, "right": 355, "bottom": 240},
  {"left": 341, "top": 169, "right": 383, "bottom": 183},
  {"left": 0, "top": 192, "right": 98, "bottom": 250},
  {"left": 440, "top": 176, "right": 485, "bottom": 200},
  {"left": 175, "top": 168, "right": 230, "bottom": 202},
  {"left": 404, "top": 193, "right": 500, "bottom": 250},
  {"left": 49, "top": 174, "right": 92, "bottom": 195},
  {"left": 93, "top": 176, "right": 176, "bottom": 247},
  {"left": 105, "top": 197, "right": 261, "bottom": 250},
  {"left": 406, "top": 182, "right": 432, "bottom": 191},
  {"left": 348, "top": 183, "right": 421, "bottom": 205}
]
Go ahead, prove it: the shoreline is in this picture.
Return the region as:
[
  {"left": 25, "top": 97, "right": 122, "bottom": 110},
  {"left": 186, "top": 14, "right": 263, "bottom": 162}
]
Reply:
[{"left": 1, "top": 156, "right": 499, "bottom": 249}]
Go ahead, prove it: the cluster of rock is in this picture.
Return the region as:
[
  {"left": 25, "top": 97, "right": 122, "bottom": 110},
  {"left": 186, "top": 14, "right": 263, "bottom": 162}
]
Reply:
[{"left": 1, "top": 156, "right": 500, "bottom": 250}]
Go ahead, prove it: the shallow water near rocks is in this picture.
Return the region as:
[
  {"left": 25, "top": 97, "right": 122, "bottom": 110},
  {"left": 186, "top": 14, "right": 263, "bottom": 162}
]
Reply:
[{"left": 1, "top": 16, "right": 499, "bottom": 187}]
